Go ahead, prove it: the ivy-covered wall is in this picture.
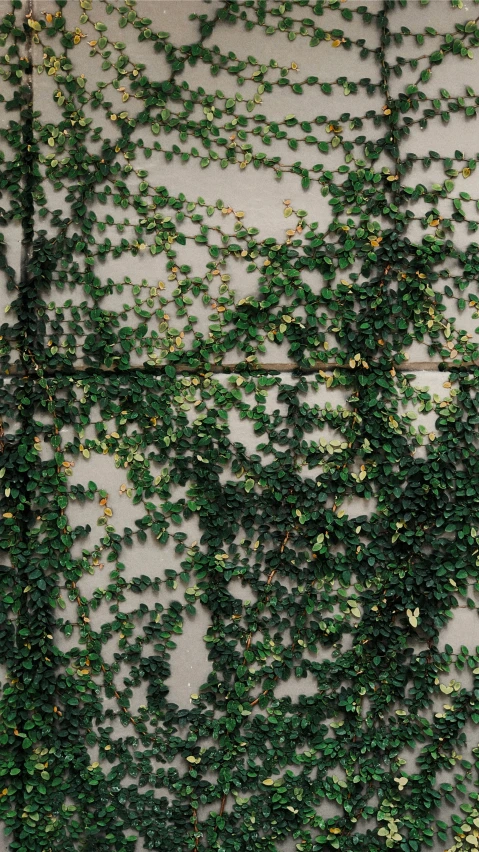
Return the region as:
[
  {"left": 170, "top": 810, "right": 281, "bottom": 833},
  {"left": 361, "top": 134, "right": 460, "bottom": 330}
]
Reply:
[{"left": 2, "top": 0, "right": 479, "bottom": 850}]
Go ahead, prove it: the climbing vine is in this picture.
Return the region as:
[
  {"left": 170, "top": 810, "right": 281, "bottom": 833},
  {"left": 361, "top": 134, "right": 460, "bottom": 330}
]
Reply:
[{"left": 2, "top": 0, "right": 479, "bottom": 850}]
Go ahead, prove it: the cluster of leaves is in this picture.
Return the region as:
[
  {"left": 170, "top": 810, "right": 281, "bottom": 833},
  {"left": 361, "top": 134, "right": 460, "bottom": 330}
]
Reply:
[{"left": 2, "top": 0, "right": 479, "bottom": 851}]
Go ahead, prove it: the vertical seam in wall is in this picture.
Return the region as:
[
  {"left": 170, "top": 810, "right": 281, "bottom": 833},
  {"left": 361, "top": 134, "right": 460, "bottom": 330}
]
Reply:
[
  {"left": 11, "top": 4, "right": 37, "bottom": 845},
  {"left": 19, "top": 0, "right": 34, "bottom": 367}
]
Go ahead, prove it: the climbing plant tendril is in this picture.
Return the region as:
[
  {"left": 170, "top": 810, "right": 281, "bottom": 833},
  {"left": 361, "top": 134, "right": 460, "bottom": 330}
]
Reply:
[{"left": 2, "top": 0, "right": 479, "bottom": 850}]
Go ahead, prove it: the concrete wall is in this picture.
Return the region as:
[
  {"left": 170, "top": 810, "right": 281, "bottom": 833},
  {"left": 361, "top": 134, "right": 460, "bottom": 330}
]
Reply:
[{"left": 2, "top": 1, "right": 479, "bottom": 850}]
